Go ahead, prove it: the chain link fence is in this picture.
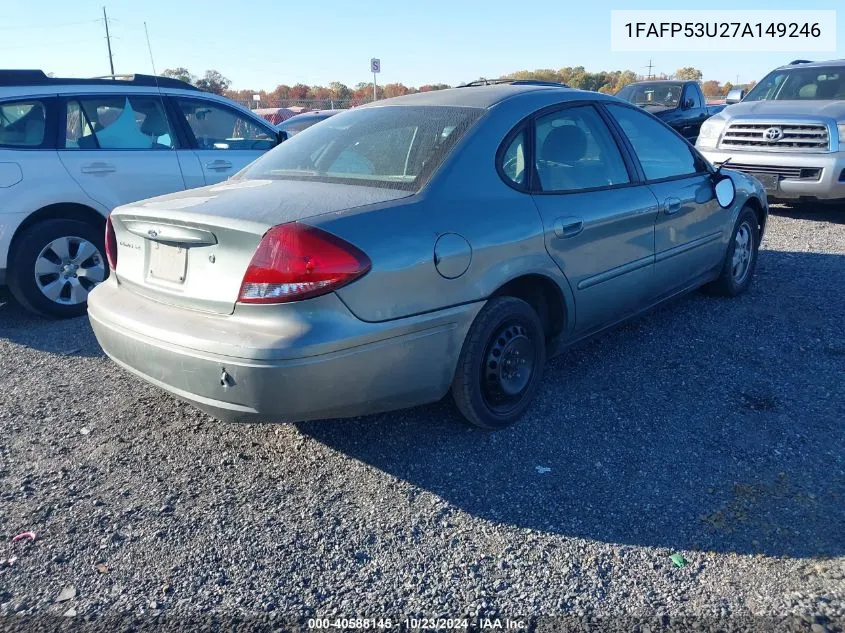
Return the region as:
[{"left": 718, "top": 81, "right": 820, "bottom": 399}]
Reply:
[{"left": 235, "top": 98, "right": 367, "bottom": 112}]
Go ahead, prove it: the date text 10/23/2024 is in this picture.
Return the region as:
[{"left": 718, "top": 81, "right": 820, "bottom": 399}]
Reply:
[{"left": 307, "top": 618, "right": 528, "bottom": 630}]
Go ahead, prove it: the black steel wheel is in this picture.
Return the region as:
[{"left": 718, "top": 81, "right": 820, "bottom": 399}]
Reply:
[{"left": 452, "top": 296, "right": 546, "bottom": 430}]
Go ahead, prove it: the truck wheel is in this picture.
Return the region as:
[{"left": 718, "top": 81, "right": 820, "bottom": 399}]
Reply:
[{"left": 8, "top": 219, "right": 108, "bottom": 319}]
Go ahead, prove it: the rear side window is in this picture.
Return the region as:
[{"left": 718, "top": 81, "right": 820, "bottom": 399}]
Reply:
[
  {"left": 683, "top": 85, "right": 703, "bottom": 108},
  {"left": 65, "top": 96, "right": 176, "bottom": 150},
  {"left": 500, "top": 130, "right": 527, "bottom": 187},
  {"left": 535, "top": 105, "right": 630, "bottom": 192},
  {"left": 605, "top": 104, "right": 701, "bottom": 181},
  {"left": 0, "top": 100, "right": 47, "bottom": 147},
  {"left": 175, "top": 99, "right": 276, "bottom": 151}
]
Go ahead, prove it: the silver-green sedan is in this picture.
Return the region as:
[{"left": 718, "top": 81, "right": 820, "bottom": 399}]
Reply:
[{"left": 87, "top": 81, "right": 768, "bottom": 430}]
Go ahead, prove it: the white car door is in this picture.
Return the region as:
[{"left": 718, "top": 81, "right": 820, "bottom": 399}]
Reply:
[
  {"left": 171, "top": 97, "right": 278, "bottom": 185},
  {"left": 57, "top": 94, "right": 187, "bottom": 209}
]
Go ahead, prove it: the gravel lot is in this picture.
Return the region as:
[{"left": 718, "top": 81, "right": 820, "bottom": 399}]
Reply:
[{"left": 1, "top": 204, "right": 843, "bottom": 632}]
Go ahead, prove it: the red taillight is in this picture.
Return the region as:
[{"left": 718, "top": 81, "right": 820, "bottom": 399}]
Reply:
[
  {"left": 105, "top": 215, "right": 118, "bottom": 270},
  {"left": 238, "top": 223, "right": 371, "bottom": 304}
]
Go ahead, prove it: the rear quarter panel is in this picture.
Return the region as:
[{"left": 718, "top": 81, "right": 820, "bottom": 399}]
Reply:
[
  {"left": 309, "top": 99, "right": 576, "bottom": 327},
  {"left": 0, "top": 148, "right": 107, "bottom": 270}
]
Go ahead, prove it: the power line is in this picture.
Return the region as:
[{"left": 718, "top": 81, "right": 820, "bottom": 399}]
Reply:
[{"left": 0, "top": 19, "right": 100, "bottom": 31}]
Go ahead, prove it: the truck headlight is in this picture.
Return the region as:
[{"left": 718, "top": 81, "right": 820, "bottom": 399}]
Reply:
[
  {"left": 838, "top": 123, "right": 845, "bottom": 146},
  {"left": 697, "top": 118, "right": 727, "bottom": 149}
]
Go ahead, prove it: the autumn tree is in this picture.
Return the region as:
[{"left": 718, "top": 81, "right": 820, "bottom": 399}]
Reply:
[
  {"left": 195, "top": 70, "right": 231, "bottom": 95},
  {"left": 269, "top": 85, "right": 291, "bottom": 102},
  {"left": 289, "top": 83, "right": 311, "bottom": 100},
  {"left": 701, "top": 80, "right": 722, "bottom": 96},
  {"left": 418, "top": 84, "right": 450, "bottom": 92},
  {"left": 382, "top": 83, "right": 411, "bottom": 98},
  {"left": 674, "top": 67, "right": 703, "bottom": 81}
]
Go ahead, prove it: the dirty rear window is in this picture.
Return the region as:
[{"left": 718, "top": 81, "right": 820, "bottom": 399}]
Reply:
[{"left": 242, "top": 105, "right": 483, "bottom": 191}]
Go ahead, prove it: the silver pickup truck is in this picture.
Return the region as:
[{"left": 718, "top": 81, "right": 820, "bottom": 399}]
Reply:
[{"left": 696, "top": 59, "right": 845, "bottom": 203}]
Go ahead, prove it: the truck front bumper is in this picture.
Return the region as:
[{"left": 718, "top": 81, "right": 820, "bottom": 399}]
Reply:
[{"left": 700, "top": 149, "right": 845, "bottom": 201}]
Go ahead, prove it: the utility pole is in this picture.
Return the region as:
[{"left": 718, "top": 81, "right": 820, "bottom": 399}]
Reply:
[
  {"left": 103, "top": 6, "right": 115, "bottom": 76},
  {"left": 646, "top": 58, "right": 654, "bottom": 79}
]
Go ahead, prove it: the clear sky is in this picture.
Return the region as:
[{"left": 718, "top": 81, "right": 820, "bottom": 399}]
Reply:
[{"left": 2, "top": 0, "right": 843, "bottom": 90}]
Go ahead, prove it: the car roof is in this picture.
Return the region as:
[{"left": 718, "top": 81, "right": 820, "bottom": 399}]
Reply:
[
  {"left": 775, "top": 58, "right": 845, "bottom": 70},
  {"left": 0, "top": 69, "right": 199, "bottom": 91},
  {"left": 286, "top": 110, "right": 344, "bottom": 120},
  {"left": 358, "top": 83, "right": 599, "bottom": 110}
]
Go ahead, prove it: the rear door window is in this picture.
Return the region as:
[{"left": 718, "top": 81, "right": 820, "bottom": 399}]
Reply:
[
  {"left": 64, "top": 95, "right": 176, "bottom": 150},
  {"left": 534, "top": 105, "right": 630, "bottom": 192},
  {"left": 0, "top": 100, "right": 48, "bottom": 147}
]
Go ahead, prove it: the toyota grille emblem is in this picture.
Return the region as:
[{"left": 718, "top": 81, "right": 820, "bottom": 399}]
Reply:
[
  {"left": 148, "top": 229, "right": 158, "bottom": 238},
  {"left": 763, "top": 127, "right": 784, "bottom": 142}
]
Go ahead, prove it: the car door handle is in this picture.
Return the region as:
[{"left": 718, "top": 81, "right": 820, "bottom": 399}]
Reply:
[
  {"left": 663, "top": 197, "right": 683, "bottom": 215},
  {"left": 205, "top": 160, "right": 233, "bottom": 171},
  {"left": 553, "top": 217, "right": 584, "bottom": 238},
  {"left": 80, "top": 162, "right": 116, "bottom": 174}
]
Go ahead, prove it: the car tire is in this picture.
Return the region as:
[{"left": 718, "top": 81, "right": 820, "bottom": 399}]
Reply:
[
  {"left": 451, "top": 296, "right": 546, "bottom": 430},
  {"left": 704, "top": 206, "right": 760, "bottom": 297},
  {"left": 8, "top": 219, "right": 108, "bottom": 319}
]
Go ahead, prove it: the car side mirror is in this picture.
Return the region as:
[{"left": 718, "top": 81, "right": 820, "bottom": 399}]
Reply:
[
  {"left": 725, "top": 88, "right": 746, "bottom": 104},
  {"left": 684, "top": 98, "right": 695, "bottom": 109},
  {"left": 276, "top": 130, "right": 288, "bottom": 145},
  {"left": 713, "top": 174, "right": 736, "bottom": 208}
]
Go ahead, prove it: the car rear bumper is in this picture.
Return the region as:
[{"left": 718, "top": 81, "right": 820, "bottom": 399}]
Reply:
[
  {"left": 87, "top": 278, "right": 482, "bottom": 423},
  {"left": 699, "top": 149, "right": 845, "bottom": 201}
]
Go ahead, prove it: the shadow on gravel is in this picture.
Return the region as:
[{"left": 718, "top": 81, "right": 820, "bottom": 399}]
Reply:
[
  {"left": 769, "top": 201, "right": 845, "bottom": 224},
  {"left": 299, "top": 250, "right": 845, "bottom": 560},
  {"left": 0, "top": 287, "right": 103, "bottom": 358}
]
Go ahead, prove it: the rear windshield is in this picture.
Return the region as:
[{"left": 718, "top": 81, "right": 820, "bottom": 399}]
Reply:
[
  {"left": 616, "top": 83, "right": 683, "bottom": 107},
  {"left": 278, "top": 115, "right": 331, "bottom": 135},
  {"left": 744, "top": 66, "right": 845, "bottom": 101},
  {"left": 242, "top": 105, "right": 483, "bottom": 191}
]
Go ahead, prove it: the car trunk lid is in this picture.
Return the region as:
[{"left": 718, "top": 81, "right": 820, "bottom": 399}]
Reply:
[{"left": 110, "top": 178, "right": 411, "bottom": 314}]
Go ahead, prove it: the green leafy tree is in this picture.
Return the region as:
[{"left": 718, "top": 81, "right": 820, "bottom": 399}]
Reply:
[
  {"left": 195, "top": 70, "right": 231, "bottom": 95},
  {"left": 328, "top": 81, "right": 351, "bottom": 102},
  {"left": 162, "top": 67, "right": 195, "bottom": 84}
]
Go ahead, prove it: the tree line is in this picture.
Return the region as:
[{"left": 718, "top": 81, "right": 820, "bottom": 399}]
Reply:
[{"left": 162, "top": 66, "right": 755, "bottom": 105}]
